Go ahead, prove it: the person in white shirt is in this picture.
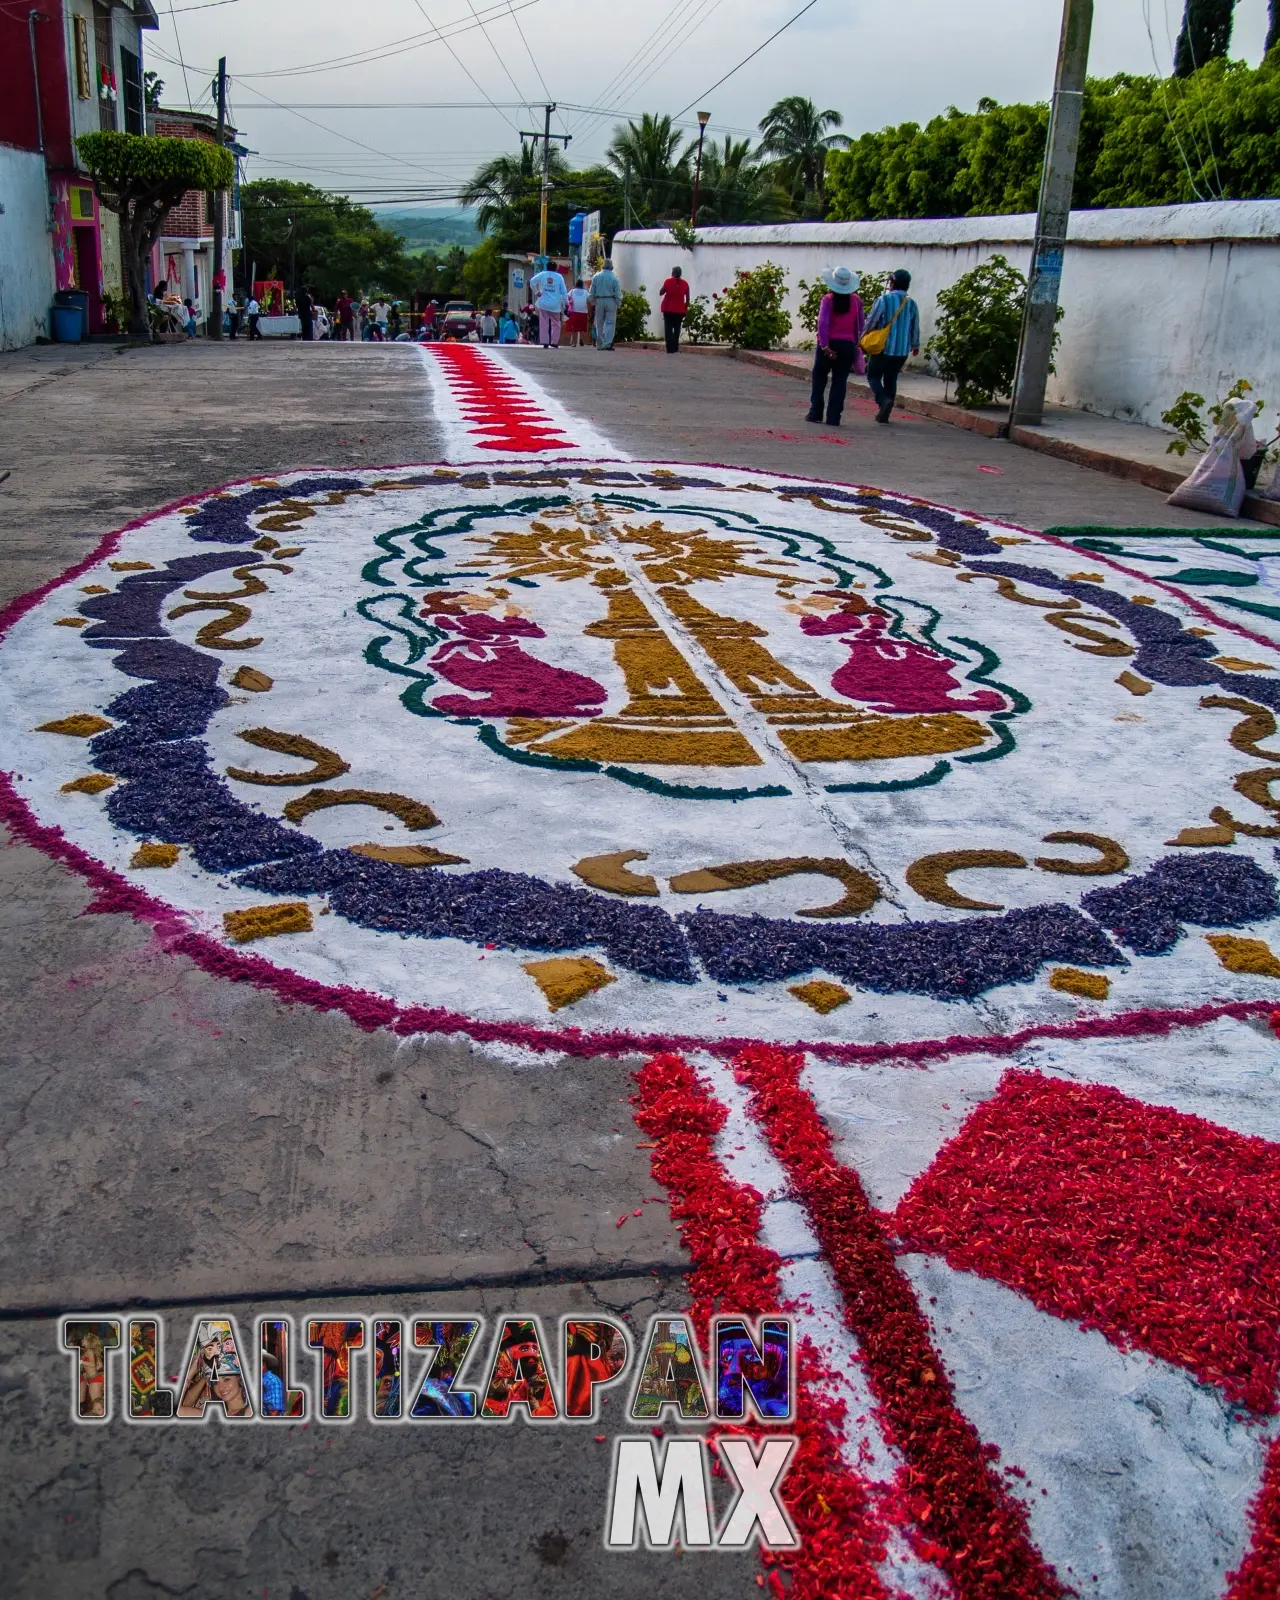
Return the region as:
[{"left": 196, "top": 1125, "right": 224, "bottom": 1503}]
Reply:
[
  {"left": 479, "top": 310, "right": 498, "bottom": 342},
  {"left": 564, "top": 279, "right": 590, "bottom": 346},
  {"left": 246, "top": 297, "right": 261, "bottom": 340},
  {"left": 370, "top": 300, "right": 390, "bottom": 339},
  {"left": 528, "top": 259, "right": 568, "bottom": 348}
]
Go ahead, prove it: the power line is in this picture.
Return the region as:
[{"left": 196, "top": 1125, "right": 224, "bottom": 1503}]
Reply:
[
  {"left": 673, "top": 0, "right": 821, "bottom": 120},
  {"left": 406, "top": 0, "right": 522, "bottom": 135}
]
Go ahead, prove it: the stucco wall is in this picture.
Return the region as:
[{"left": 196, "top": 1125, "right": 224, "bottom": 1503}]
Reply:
[
  {"left": 612, "top": 202, "right": 1280, "bottom": 433},
  {"left": 0, "top": 144, "right": 54, "bottom": 350}
]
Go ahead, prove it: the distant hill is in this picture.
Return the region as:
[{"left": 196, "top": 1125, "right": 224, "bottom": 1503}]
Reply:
[{"left": 382, "top": 209, "right": 480, "bottom": 254}]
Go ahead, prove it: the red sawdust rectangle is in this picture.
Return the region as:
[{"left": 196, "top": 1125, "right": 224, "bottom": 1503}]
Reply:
[{"left": 891, "top": 1069, "right": 1280, "bottom": 1413}]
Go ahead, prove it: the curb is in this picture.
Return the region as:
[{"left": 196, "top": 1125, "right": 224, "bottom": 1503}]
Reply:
[{"left": 725, "top": 347, "right": 1280, "bottom": 528}]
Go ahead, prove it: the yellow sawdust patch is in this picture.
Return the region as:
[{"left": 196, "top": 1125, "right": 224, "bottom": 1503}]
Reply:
[
  {"left": 571, "top": 850, "right": 659, "bottom": 897},
  {"left": 779, "top": 714, "right": 988, "bottom": 764},
  {"left": 80, "top": 584, "right": 109, "bottom": 594},
  {"left": 223, "top": 902, "right": 314, "bottom": 943},
  {"left": 1205, "top": 934, "right": 1280, "bottom": 978},
  {"left": 1066, "top": 571, "right": 1105, "bottom": 582},
  {"left": 789, "top": 980, "right": 851, "bottom": 1014},
  {"left": 231, "top": 667, "right": 274, "bottom": 693},
  {"left": 1213, "top": 657, "right": 1273, "bottom": 672},
  {"left": 55, "top": 617, "right": 87, "bottom": 628},
  {"left": 522, "top": 956, "right": 616, "bottom": 1012},
  {"left": 109, "top": 560, "right": 153, "bottom": 571},
  {"left": 1116, "top": 671, "right": 1152, "bottom": 696},
  {"left": 1167, "top": 822, "right": 1236, "bottom": 846},
  {"left": 905, "top": 849, "right": 1027, "bottom": 911},
  {"left": 60, "top": 773, "right": 114, "bottom": 794},
  {"left": 348, "top": 843, "right": 468, "bottom": 867},
  {"left": 131, "top": 842, "right": 180, "bottom": 868},
  {"left": 36, "top": 714, "right": 112, "bottom": 737},
  {"left": 1131, "top": 596, "right": 1156, "bottom": 605},
  {"left": 669, "top": 856, "right": 879, "bottom": 918},
  {"left": 1049, "top": 967, "right": 1111, "bottom": 1000}
]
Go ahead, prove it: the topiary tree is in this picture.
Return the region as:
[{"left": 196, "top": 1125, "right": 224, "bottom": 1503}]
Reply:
[
  {"left": 1174, "top": 0, "right": 1234, "bottom": 77},
  {"left": 76, "top": 132, "right": 234, "bottom": 337}
]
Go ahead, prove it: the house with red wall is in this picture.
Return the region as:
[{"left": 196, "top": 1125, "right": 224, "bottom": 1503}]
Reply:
[{"left": 0, "top": 1, "right": 157, "bottom": 349}]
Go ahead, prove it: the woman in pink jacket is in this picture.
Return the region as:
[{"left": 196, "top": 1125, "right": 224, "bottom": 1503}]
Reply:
[{"left": 807, "top": 265, "right": 864, "bottom": 427}]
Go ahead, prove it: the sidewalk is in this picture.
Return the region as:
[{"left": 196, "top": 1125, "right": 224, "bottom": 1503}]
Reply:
[{"left": 726, "top": 347, "right": 1280, "bottom": 527}]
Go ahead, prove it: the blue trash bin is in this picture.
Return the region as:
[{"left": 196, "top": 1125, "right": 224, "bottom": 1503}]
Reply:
[{"left": 52, "top": 304, "right": 84, "bottom": 343}]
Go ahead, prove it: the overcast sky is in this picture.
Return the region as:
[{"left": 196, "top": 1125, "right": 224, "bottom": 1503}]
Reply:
[{"left": 146, "top": 0, "right": 1275, "bottom": 208}]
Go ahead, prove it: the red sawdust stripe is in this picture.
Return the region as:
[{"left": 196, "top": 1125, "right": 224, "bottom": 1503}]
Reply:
[
  {"left": 631, "top": 1052, "right": 897, "bottom": 1599},
  {"left": 728, "top": 1044, "right": 1066, "bottom": 1600},
  {"left": 1227, "top": 1436, "right": 1280, "bottom": 1599}
]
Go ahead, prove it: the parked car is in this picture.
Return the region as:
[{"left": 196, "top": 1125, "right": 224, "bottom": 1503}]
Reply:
[{"left": 440, "top": 300, "right": 478, "bottom": 340}]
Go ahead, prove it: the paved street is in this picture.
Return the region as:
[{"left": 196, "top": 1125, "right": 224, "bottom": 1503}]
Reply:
[{"left": 1, "top": 338, "right": 1275, "bottom": 1598}]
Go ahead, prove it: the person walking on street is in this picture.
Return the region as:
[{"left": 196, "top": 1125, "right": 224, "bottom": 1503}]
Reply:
[
  {"left": 335, "top": 290, "right": 353, "bottom": 341},
  {"left": 564, "top": 279, "right": 590, "bottom": 346},
  {"left": 246, "top": 294, "right": 261, "bottom": 340},
  {"left": 807, "top": 266, "right": 864, "bottom": 427},
  {"left": 226, "top": 294, "right": 241, "bottom": 340},
  {"left": 530, "top": 258, "right": 568, "bottom": 348},
  {"left": 660, "top": 264, "right": 690, "bottom": 353},
  {"left": 297, "top": 285, "right": 314, "bottom": 341},
  {"left": 861, "top": 268, "right": 920, "bottom": 424},
  {"left": 479, "top": 308, "right": 498, "bottom": 342},
  {"left": 499, "top": 308, "right": 520, "bottom": 343},
  {"left": 588, "top": 258, "right": 621, "bottom": 350}
]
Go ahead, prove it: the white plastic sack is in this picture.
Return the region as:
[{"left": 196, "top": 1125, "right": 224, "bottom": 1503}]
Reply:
[{"left": 1168, "top": 398, "right": 1260, "bottom": 518}]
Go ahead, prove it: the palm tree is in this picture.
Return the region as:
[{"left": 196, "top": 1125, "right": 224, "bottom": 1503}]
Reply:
[
  {"left": 757, "top": 95, "right": 850, "bottom": 217},
  {"left": 691, "top": 137, "right": 792, "bottom": 225},
  {"left": 461, "top": 143, "right": 570, "bottom": 251},
  {"left": 607, "top": 113, "right": 691, "bottom": 223}
]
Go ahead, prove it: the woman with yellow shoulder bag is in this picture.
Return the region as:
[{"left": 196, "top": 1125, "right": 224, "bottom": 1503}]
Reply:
[{"left": 860, "top": 269, "right": 920, "bottom": 424}]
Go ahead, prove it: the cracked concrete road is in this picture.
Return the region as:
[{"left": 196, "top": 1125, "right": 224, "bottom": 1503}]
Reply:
[{"left": 0, "top": 340, "right": 755, "bottom": 1599}]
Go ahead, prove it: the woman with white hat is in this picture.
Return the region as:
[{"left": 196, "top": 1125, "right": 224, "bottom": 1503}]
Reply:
[{"left": 807, "top": 265, "right": 865, "bottom": 427}]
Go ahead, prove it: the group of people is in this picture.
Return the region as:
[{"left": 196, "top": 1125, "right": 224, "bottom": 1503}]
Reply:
[
  {"left": 525, "top": 257, "right": 622, "bottom": 350},
  {"left": 807, "top": 266, "right": 920, "bottom": 426}
]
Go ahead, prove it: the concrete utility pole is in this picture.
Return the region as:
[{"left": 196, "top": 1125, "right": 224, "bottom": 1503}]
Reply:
[
  {"left": 518, "top": 106, "right": 572, "bottom": 259},
  {"left": 623, "top": 156, "right": 631, "bottom": 230},
  {"left": 1007, "top": 0, "right": 1093, "bottom": 428},
  {"left": 209, "top": 56, "right": 227, "bottom": 340}
]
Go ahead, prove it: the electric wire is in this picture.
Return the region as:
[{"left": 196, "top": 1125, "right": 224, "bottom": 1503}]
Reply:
[
  {"left": 673, "top": 0, "right": 821, "bottom": 120},
  {"left": 406, "top": 0, "right": 522, "bottom": 135}
]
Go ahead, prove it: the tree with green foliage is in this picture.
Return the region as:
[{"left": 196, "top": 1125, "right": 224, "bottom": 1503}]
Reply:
[
  {"left": 757, "top": 96, "right": 849, "bottom": 217},
  {"left": 76, "top": 132, "right": 233, "bottom": 337},
  {"left": 709, "top": 261, "right": 791, "bottom": 349},
  {"left": 1174, "top": 0, "right": 1235, "bottom": 77},
  {"left": 1269, "top": 0, "right": 1280, "bottom": 53},
  {"left": 607, "top": 113, "right": 690, "bottom": 224},
  {"left": 926, "top": 254, "right": 1059, "bottom": 407},
  {"left": 462, "top": 235, "right": 507, "bottom": 306},
  {"left": 825, "top": 53, "right": 1280, "bottom": 219},
  {"left": 693, "top": 137, "right": 792, "bottom": 224},
  {"left": 240, "top": 179, "right": 414, "bottom": 303},
  {"left": 460, "top": 144, "right": 571, "bottom": 253}
]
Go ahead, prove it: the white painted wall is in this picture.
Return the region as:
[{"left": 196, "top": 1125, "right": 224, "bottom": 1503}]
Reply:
[
  {"left": 0, "top": 145, "right": 54, "bottom": 351},
  {"left": 613, "top": 201, "right": 1280, "bottom": 433}
]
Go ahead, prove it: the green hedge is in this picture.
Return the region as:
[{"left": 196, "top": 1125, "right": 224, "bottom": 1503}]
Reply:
[
  {"left": 826, "top": 52, "right": 1280, "bottom": 220},
  {"left": 75, "top": 132, "right": 234, "bottom": 192}
]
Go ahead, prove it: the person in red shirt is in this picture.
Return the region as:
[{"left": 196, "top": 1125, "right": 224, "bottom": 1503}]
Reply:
[{"left": 660, "top": 264, "right": 691, "bottom": 353}]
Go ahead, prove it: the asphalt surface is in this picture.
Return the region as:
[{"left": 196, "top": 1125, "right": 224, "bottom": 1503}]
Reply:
[{"left": 0, "top": 336, "right": 1232, "bottom": 1597}]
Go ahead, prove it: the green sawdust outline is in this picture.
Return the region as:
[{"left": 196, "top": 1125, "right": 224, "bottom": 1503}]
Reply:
[{"left": 357, "top": 488, "right": 1020, "bottom": 800}]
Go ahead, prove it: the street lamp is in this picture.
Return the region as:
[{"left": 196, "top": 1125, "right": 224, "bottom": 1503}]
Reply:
[{"left": 691, "top": 110, "right": 711, "bottom": 227}]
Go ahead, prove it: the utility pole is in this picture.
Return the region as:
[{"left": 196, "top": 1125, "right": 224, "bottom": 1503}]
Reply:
[
  {"left": 519, "top": 105, "right": 571, "bottom": 259},
  {"left": 209, "top": 56, "right": 226, "bottom": 339},
  {"left": 623, "top": 156, "right": 631, "bottom": 230},
  {"left": 1006, "top": 0, "right": 1092, "bottom": 428},
  {"left": 690, "top": 111, "right": 710, "bottom": 227}
]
